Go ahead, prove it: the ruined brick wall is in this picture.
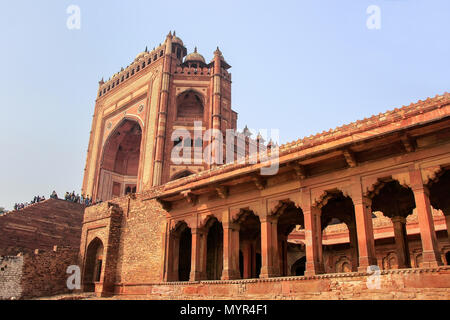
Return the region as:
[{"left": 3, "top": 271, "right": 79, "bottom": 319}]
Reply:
[
  {"left": 0, "top": 248, "right": 78, "bottom": 299},
  {"left": 0, "top": 199, "right": 84, "bottom": 255},
  {"left": 116, "top": 266, "right": 450, "bottom": 300},
  {"left": 20, "top": 248, "right": 79, "bottom": 299}
]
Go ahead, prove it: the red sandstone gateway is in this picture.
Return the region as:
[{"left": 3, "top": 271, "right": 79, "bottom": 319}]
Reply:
[{"left": 79, "top": 32, "right": 450, "bottom": 299}]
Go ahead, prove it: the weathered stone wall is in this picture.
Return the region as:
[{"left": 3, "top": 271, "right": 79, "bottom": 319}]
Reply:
[
  {"left": 0, "top": 199, "right": 84, "bottom": 255},
  {"left": 0, "top": 248, "right": 78, "bottom": 300},
  {"left": 115, "top": 197, "right": 167, "bottom": 284},
  {"left": 0, "top": 256, "right": 23, "bottom": 299},
  {"left": 115, "top": 266, "right": 450, "bottom": 300}
]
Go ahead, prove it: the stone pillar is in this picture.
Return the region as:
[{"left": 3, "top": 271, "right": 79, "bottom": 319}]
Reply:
[
  {"left": 165, "top": 233, "right": 180, "bottom": 282},
  {"left": 242, "top": 241, "right": 252, "bottom": 278},
  {"left": 251, "top": 242, "right": 257, "bottom": 277},
  {"left": 190, "top": 228, "right": 207, "bottom": 281},
  {"left": 410, "top": 169, "right": 443, "bottom": 267},
  {"left": 444, "top": 211, "right": 450, "bottom": 243},
  {"left": 260, "top": 216, "right": 280, "bottom": 278},
  {"left": 278, "top": 235, "right": 288, "bottom": 276},
  {"left": 303, "top": 205, "right": 324, "bottom": 276},
  {"left": 391, "top": 216, "right": 411, "bottom": 268},
  {"left": 353, "top": 195, "right": 378, "bottom": 272},
  {"left": 221, "top": 222, "right": 240, "bottom": 280},
  {"left": 210, "top": 47, "right": 222, "bottom": 167},
  {"left": 153, "top": 33, "right": 173, "bottom": 186},
  {"left": 347, "top": 223, "right": 359, "bottom": 272}
]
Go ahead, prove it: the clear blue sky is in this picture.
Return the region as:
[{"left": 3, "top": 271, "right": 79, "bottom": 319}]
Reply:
[{"left": 0, "top": 0, "right": 449, "bottom": 210}]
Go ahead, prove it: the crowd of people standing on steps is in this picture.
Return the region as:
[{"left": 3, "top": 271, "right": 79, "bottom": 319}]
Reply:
[
  {"left": 13, "top": 195, "right": 46, "bottom": 211},
  {"left": 12, "top": 191, "right": 102, "bottom": 211}
]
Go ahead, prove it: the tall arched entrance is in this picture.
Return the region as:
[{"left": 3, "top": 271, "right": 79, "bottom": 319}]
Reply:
[
  {"left": 83, "top": 238, "right": 104, "bottom": 292},
  {"left": 97, "top": 119, "right": 142, "bottom": 201}
]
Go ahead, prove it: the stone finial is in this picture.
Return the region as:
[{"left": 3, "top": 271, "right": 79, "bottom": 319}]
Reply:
[
  {"left": 256, "top": 132, "right": 265, "bottom": 143},
  {"left": 214, "top": 46, "right": 222, "bottom": 56},
  {"left": 145, "top": 46, "right": 148, "bottom": 52},
  {"left": 243, "top": 125, "right": 252, "bottom": 137},
  {"left": 194, "top": 46, "right": 198, "bottom": 53}
]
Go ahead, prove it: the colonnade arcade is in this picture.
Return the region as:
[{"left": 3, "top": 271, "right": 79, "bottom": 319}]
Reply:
[{"left": 163, "top": 167, "right": 450, "bottom": 282}]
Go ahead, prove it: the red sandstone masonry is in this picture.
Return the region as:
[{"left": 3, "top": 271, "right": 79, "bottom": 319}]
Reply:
[{"left": 113, "top": 267, "right": 450, "bottom": 300}]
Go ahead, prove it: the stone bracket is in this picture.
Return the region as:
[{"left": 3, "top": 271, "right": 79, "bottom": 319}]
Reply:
[
  {"left": 401, "top": 134, "right": 416, "bottom": 153},
  {"left": 287, "top": 161, "right": 307, "bottom": 179},
  {"left": 215, "top": 185, "right": 229, "bottom": 199},
  {"left": 251, "top": 175, "right": 267, "bottom": 190},
  {"left": 343, "top": 149, "right": 357, "bottom": 168}
]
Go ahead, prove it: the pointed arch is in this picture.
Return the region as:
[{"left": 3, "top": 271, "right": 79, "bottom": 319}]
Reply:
[{"left": 97, "top": 118, "right": 142, "bottom": 201}]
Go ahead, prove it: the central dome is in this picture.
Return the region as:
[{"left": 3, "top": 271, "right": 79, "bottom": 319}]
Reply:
[{"left": 184, "top": 47, "right": 205, "bottom": 64}]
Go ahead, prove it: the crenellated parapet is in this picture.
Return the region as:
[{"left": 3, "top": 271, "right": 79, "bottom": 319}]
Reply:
[{"left": 97, "top": 43, "right": 167, "bottom": 99}]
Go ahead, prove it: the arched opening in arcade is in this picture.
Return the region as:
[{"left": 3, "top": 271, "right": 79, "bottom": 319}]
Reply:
[
  {"left": 371, "top": 179, "right": 416, "bottom": 269},
  {"left": 167, "top": 221, "right": 192, "bottom": 282},
  {"left": 274, "top": 201, "right": 304, "bottom": 277},
  {"left": 235, "top": 210, "right": 261, "bottom": 279},
  {"left": 319, "top": 190, "right": 359, "bottom": 273},
  {"left": 205, "top": 217, "right": 224, "bottom": 280},
  {"left": 83, "top": 237, "right": 104, "bottom": 292},
  {"left": 178, "top": 224, "right": 192, "bottom": 281},
  {"left": 97, "top": 119, "right": 142, "bottom": 201}
]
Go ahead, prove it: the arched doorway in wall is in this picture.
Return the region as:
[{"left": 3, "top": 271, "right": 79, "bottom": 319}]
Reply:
[
  {"left": 291, "top": 256, "right": 306, "bottom": 276},
  {"left": 83, "top": 238, "right": 104, "bottom": 292},
  {"left": 235, "top": 210, "right": 261, "bottom": 279},
  {"left": 371, "top": 180, "right": 416, "bottom": 269},
  {"left": 205, "top": 218, "right": 223, "bottom": 280},
  {"left": 97, "top": 119, "right": 142, "bottom": 201}
]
